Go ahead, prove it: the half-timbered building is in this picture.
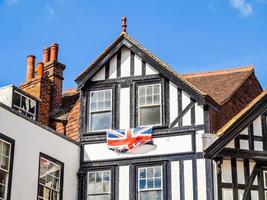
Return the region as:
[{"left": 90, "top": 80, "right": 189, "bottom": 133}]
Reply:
[
  {"left": 0, "top": 17, "right": 266, "bottom": 200},
  {"left": 74, "top": 18, "right": 263, "bottom": 200}
]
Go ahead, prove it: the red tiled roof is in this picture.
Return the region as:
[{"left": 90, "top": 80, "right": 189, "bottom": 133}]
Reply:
[{"left": 181, "top": 66, "right": 254, "bottom": 105}]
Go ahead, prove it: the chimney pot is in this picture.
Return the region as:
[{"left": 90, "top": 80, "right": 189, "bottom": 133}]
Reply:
[
  {"left": 36, "top": 62, "right": 44, "bottom": 77},
  {"left": 50, "top": 43, "right": 58, "bottom": 61},
  {"left": 43, "top": 47, "right": 50, "bottom": 63},
  {"left": 26, "top": 55, "right": 35, "bottom": 81}
]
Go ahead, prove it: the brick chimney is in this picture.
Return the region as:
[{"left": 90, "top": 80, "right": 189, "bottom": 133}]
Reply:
[
  {"left": 20, "top": 58, "right": 51, "bottom": 126},
  {"left": 20, "top": 42, "right": 65, "bottom": 126},
  {"left": 43, "top": 43, "right": 65, "bottom": 112}
]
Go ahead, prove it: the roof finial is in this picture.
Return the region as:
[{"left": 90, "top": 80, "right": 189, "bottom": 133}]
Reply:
[{"left": 122, "top": 16, "right": 127, "bottom": 32}]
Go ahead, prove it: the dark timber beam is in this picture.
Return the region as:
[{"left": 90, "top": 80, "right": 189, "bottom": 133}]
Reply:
[
  {"left": 169, "top": 100, "right": 196, "bottom": 128},
  {"left": 242, "top": 164, "right": 259, "bottom": 200}
]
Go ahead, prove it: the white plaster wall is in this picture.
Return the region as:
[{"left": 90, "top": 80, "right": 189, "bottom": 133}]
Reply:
[
  {"left": 0, "top": 85, "right": 13, "bottom": 107},
  {"left": 240, "top": 139, "right": 249, "bottom": 150},
  {"left": 84, "top": 134, "right": 192, "bottom": 161},
  {"left": 134, "top": 54, "right": 142, "bottom": 76},
  {"left": 253, "top": 116, "right": 262, "bottom": 136},
  {"left": 196, "top": 130, "right": 204, "bottom": 152},
  {"left": 145, "top": 63, "right": 158, "bottom": 75},
  {"left": 236, "top": 160, "right": 245, "bottom": 184},
  {"left": 169, "top": 82, "right": 178, "bottom": 127},
  {"left": 238, "top": 190, "right": 244, "bottom": 200},
  {"left": 221, "top": 159, "right": 232, "bottom": 183},
  {"left": 226, "top": 139, "right": 235, "bottom": 148},
  {"left": 0, "top": 106, "right": 80, "bottom": 200},
  {"left": 119, "top": 87, "right": 130, "bottom": 129},
  {"left": 120, "top": 47, "right": 131, "bottom": 77},
  {"left": 182, "top": 91, "right": 191, "bottom": 126},
  {"left": 171, "top": 161, "right": 180, "bottom": 200},
  {"left": 222, "top": 188, "right": 233, "bottom": 200},
  {"left": 184, "top": 160, "right": 193, "bottom": 200},
  {"left": 119, "top": 166, "right": 129, "bottom": 200},
  {"left": 251, "top": 190, "right": 259, "bottom": 200},
  {"left": 249, "top": 161, "right": 258, "bottom": 185},
  {"left": 109, "top": 54, "right": 117, "bottom": 79},
  {"left": 254, "top": 141, "right": 263, "bottom": 151},
  {"left": 195, "top": 104, "right": 204, "bottom": 125},
  {"left": 240, "top": 127, "right": 248, "bottom": 135},
  {"left": 92, "top": 66, "right": 105, "bottom": 81},
  {"left": 197, "top": 159, "right": 207, "bottom": 200}
]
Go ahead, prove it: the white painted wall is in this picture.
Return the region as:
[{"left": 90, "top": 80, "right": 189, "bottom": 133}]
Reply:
[
  {"left": 84, "top": 134, "right": 192, "bottom": 161},
  {"left": 221, "top": 159, "right": 232, "bottom": 183},
  {"left": 145, "top": 63, "right": 158, "bottom": 75},
  {"left": 119, "top": 166, "right": 129, "bottom": 200},
  {"left": 120, "top": 47, "right": 131, "bottom": 77},
  {"left": 253, "top": 116, "right": 262, "bottom": 136},
  {"left": 92, "top": 66, "right": 105, "bottom": 81},
  {"left": 171, "top": 161, "right": 180, "bottom": 200},
  {"left": 236, "top": 160, "right": 245, "bottom": 184},
  {"left": 169, "top": 82, "right": 178, "bottom": 127},
  {"left": 109, "top": 55, "right": 117, "bottom": 79},
  {"left": 134, "top": 54, "right": 142, "bottom": 76},
  {"left": 0, "top": 85, "right": 13, "bottom": 107},
  {"left": 197, "top": 159, "right": 207, "bottom": 200},
  {"left": 184, "top": 160, "right": 193, "bottom": 199},
  {"left": 0, "top": 106, "right": 80, "bottom": 200},
  {"left": 195, "top": 104, "right": 204, "bottom": 125},
  {"left": 119, "top": 87, "right": 130, "bottom": 129},
  {"left": 182, "top": 91, "right": 191, "bottom": 126}
]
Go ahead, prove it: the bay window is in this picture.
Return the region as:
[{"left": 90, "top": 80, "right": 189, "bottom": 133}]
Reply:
[
  {"left": 138, "top": 84, "right": 161, "bottom": 126},
  {"left": 89, "top": 90, "right": 112, "bottom": 131}
]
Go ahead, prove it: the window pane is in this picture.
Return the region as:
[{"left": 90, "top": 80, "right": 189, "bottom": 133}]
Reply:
[
  {"left": 98, "top": 92, "right": 104, "bottom": 102},
  {"left": 13, "top": 92, "right": 21, "bottom": 107},
  {"left": 139, "top": 179, "right": 146, "bottom": 190},
  {"left": 146, "top": 95, "right": 153, "bottom": 105},
  {"left": 155, "top": 178, "right": 161, "bottom": 188},
  {"left": 147, "top": 85, "right": 153, "bottom": 96},
  {"left": 0, "top": 184, "right": 5, "bottom": 199},
  {"left": 0, "top": 171, "right": 7, "bottom": 185},
  {"left": 154, "top": 85, "right": 160, "bottom": 94},
  {"left": 147, "top": 179, "right": 153, "bottom": 189},
  {"left": 154, "top": 167, "right": 161, "bottom": 177},
  {"left": 139, "top": 87, "right": 146, "bottom": 96},
  {"left": 147, "top": 168, "right": 153, "bottom": 178},
  {"left": 90, "top": 112, "right": 112, "bottom": 131},
  {"left": 139, "top": 169, "right": 146, "bottom": 179},
  {"left": 89, "top": 173, "right": 96, "bottom": 183},
  {"left": 2, "top": 142, "right": 10, "bottom": 157},
  {"left": 140, "top": 191, "right": 162, "bottom": 200},
  {"left": 1, "top": 156, "right": 9, "bottom": 171},
  {"left": 140, "top": 106, "right": 161, "bottom": 126},
  {"left": 105, "top": 90, "right": 111, "bottom": 100}
]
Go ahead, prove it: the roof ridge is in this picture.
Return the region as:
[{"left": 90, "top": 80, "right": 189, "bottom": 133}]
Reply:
[{"left": 181, "top": 65, "right": 254, "bottom": 78}]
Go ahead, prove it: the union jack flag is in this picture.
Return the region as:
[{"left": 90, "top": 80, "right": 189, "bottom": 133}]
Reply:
[{"left": 106, "top": 127, "right": 153, "bottom": 153}]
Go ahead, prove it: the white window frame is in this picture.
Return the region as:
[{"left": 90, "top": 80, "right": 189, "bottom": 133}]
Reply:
[
  {"left": 0, "top": 139, "right": 11, "bottom": 200},
  {"left": 87, "top": 170, "right": 112, "bottom": 199},
  {"left": 138, "top": 83, "right": 162, "bottom": 127},
  {"left": 137, "top": 166, "right": 163, "bottom": 200},
  {"left": 89, "top": 89, "right": 112, "bottom": 132},
  {"left": 38, "top": 156, "right": 62, "bottom": 200}
]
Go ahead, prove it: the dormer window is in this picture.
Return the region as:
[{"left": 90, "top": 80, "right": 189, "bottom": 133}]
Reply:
[
  {"left": 89, "top": 89, "right": 112, "bottom": 131},
  {"left": 138, "top": 84, "right": 161, "bottom": 126}
]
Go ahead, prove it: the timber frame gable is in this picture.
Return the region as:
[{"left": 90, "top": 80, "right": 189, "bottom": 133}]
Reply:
[
  {"left": 205, "top": 90, "right": 267, "bottom": 159},
  {"left": 75, "top": 32, "right": 218, "bottom": 109}
]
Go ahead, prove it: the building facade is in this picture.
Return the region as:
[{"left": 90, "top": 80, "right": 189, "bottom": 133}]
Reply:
[{"left": 0, "top": 17, "right": 266, "bottom": 200}]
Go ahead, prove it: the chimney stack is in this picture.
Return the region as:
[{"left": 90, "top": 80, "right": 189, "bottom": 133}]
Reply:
[
  {"left": 26, "top": 55, "right": 35, "bottom": 81},
  {"left": 43, "top": 47, "right": 50, "bottom": 64},
  {"left": 36, "top": 62, "right": 44, "bottom": 77},
  {"left": 50, "top": 43, "right": 58, "bottom": 61}
]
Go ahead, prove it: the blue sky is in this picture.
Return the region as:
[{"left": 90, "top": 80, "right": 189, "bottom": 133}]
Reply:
[{"left": 0, "top": 0, "right": 266, "bottom": 90}]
